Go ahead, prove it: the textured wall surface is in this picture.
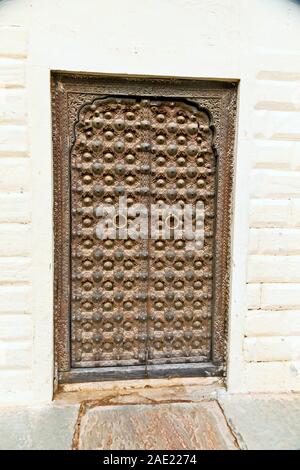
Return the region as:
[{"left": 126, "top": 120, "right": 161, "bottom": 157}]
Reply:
[
  {"left": 0, "top": 0, "right": 299, "bottom": 405},
  {"left": 0, "top": 2, "right": 32, "bottom": 404}
]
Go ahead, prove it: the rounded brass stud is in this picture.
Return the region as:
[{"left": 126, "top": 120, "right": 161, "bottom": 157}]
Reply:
[
  {"left": 114, "top": 250, "right": 124, "bottom": 261},
  {"left": 166, "top": 250, "right": 175, "bottom": 262},
  {"left": 155, "top": 260, "right": 164, "bottom": 270},
  {"left": 103, "top": 260, "right": 113, "bottom": 270},
  {"left": 185, "top": 251, "right": 194, "bottom": 261},
  {"left": 114, "top": 292, "right": 124, "bottom": 302},
  {"left": 166, "top": 189, "right": 177, "bottom": 201},
  {"left": 184, "top": 331, "right": 193, "bottom": 341},
  {"left": 93, "top": 185, "right": 104, "bottom": 197},
  {"left": 114, "top": 186, "right": 125, "bottom": 196},
  {"left": 103, "top": 301, "right": 113, "bottom": 311},
  {"left": 93, "top": 334, "right": 102, "bottom": 343},
  {"left": 114, "top": 118, "right": 125, "bottom": 131},
  {"left": 115, "top": 163, "right": 125, "bottom": 176},
  {"left": 113, "top": 312, "right": 123, "bottom": 322},
  {"left": 140, "top": 164, "right": 151, "bottom": 174},
  {"left": 105, "top": 131, "right": 114, "bottom": 141},
  {"left": 197, "top": 178, "right": 205, "bottom": 187},
  {"left": 92, "top": 271, "right": 102, "bottom": 282},
  {"left": 187, "top": 144, "right": 198, "bottom": 157},
  {"left": 185, "top": 291, "right": 194, "bottom": 301},
  {"left": 82, "top": 281, "right": 93, "bottom": 291},
  {"left": 125, "top": 175, "right": 135, "bottom": 185},
  {"left": 93, "top": 249, "right": 103, "bottom": 260},
  {"left": 176, "top": 178, "right": 185, "bottom": 188},
  {"left": 92, "top": 162, "right": 103, "bottom": 174},
  {"left": 174, "top": 280, "right": 184, "bottom": 289},
  {"left": 83, "top": 217, "right": 93, "bottom": 227},
  {"left": 155, "top": 240, "right": 165, "bottom": 250},
  {"left": 184, "top": 310, "right": 193, "bottom": 321},
  {"left": 114, "top": 140, "right": 125, "bottom": 153},
  {"left": 124, "top": 301, "right": 133, "bottom": 310},
  {"left": 164, "top": 332, "right": 174, "bottom": 342},
  {"left": 156, "top": 135, "right": 165, "bottom": 145},
  {"left": 165, "top": 271, "right": 174, "bottom": 282},
  {"left": 166, "top": 166, "right": 177, "bottom": 179},
  {"left": 186, "top": 166, "right": 198, "bottom": 178},
  {"left": 186, "top": 187, "right": 197, "bottom": 199},
  {"left": 114, "top": 271, "right": 124, "bottom": 281},
  {"left": 167, "top": 122, "right": 178, "bottom": 133},
  {"left": 125, "top": 133, "right": 134, "bottom": 143},
  {"left": 141, "top": 120, "right": 150, "bottom": 130},
  {"left": 83, "top": 301, "right": 93, "bottom": 311},
  {"left": 124, "top": 239, "right": 134, "bottom": 249},
  {"left": 167, "top": 144, "right": 178, "bottom": 156},
  {"left": 83, "top": 175, "right": 92, "bottom": 185},
  {"left": 165, "top": 311, "right": 174, "bottom": 322},
  {"left": 83, "top": 152, "right": 92, "bottom": 162},
  {"left": 126, "top": 111, "right": 135, "bottom": 120},
  {"left": 197, "top": 157, "right": 204, "bottom": 166},
  {"left": 177, "top": 135, "right": 186, "bottom": 145},
  {"left": 177, "top": 115, "right": 185, "bottom": 124},
  {"left": 104, "top": 280, "right": 113, "bottom": 290},
  {"left": 124, "top": 259, "right": 134, "bottom": 270},
  {"left": 124, "top": 280, "right": 133, "bottom": 290},
  {"left": 156, "top": 156, "right": 166, "bottom": 166},
  {"left": 194, "top": 260, "right": 203, "bottom": 269},
  {"left": 93, "top": 117, "right": 104, "bottom": 129},
  {"left": 104, "top": 152, "right": 114, "bottom": 163},
  {"left": 82, "top": 259, "right": 93, "bottom": 270},
  {"left": 83, "top": 343, "right": 92, "bottom": 353},
  {"left": 166, "top": 291, "right": 175, "bottom": 302},
  {"left": 185, "top": 270, "right": 194, "bottom": 281},
  {"left": 104, "top": 196, "right": 114, "bottom": 204},
  {"left": 187, "top": 122, "right": 198, "bottom": 135},
  {"left": 155, "top": 301, "right": 164, "bottom": 311},
  {"left": 92, "top": 312, "right": 103, "bottom": 322},
  {"left": 92, "top": 139, "right": 102, "bottom": 152},
  {"left": 155, "top": 281, "right": 164, "bottom": 291},
  {"left": 83, "top": 196, "right": 93, "bottom": 206},
  {"left": 104, "top": 175, "right": 114, "bottom": 185},
  {"left": 83, "top": 238, "right": 93, "bottom": 249},
  {"left": 156, "top": 114, "right": 165, "bottom": 123},
  {"left": 92, "top": 292, "right": 102, "bottom": 303},
  {"left": 156, "top": 178, "right": 166, "bottom": 188},
  {"left": 177, "top": 156, "right": 186, "bottom": 167},
  {"left": 174, "top": 260, "right": 184, "bottom": 270},
  {"left": 193, "top": 300, "right": 202, "bottom": 309}
]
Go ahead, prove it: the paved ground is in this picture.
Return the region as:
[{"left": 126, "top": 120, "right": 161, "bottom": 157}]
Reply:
[
  {"left": 0, "top": 404, "right": 79, "bottom": 450},
  {"left": 1, "top": 387, "right": 300, "bottom": 450},
  {"left": 76, "top": 401, "right": 238, "bottom": 450},
  {"left": 219, "top": 394, "right": 300, "bottom": 450}
]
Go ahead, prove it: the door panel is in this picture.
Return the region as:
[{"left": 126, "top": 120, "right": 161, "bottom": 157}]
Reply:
[
  {"left": 71, "top": 98, "right": 149, "bottom": 368},
  {"left": 147, "top": 101, "right": 215, "bottom": 365},
  {"left": 71, "top": 97, "right": 214, "bottom": 370}
]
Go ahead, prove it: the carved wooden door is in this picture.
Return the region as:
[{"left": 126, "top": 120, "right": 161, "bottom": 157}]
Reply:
[{"left": 52, "top": 75, "right": 236, "bottom": 383}]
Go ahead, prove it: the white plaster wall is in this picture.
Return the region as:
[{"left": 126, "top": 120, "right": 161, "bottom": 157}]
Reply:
[{"left": 0, "top": 0, "right": 299, "bottom": 405}]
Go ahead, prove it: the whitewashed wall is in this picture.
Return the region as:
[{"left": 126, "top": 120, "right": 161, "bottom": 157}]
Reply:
[{"left": 0, "top": 0, "right": 299, "bottom": 405}]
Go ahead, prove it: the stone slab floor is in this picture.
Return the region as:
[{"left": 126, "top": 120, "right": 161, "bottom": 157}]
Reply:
[
  {"left": 76, "top": 401, "right": 238, "bottom": 450},
  {"left": 1, "top": 392, "right": 300, "bottom": 450}
]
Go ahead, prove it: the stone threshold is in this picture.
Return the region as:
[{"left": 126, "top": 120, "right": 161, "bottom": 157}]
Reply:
[{"left": 54, "top": 377, "right": 224, "bottom": 406}]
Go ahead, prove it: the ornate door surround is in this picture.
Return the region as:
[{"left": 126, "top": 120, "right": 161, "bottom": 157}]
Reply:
[{"left": 52, "top": 73, "right": 237, "bottom": 383}]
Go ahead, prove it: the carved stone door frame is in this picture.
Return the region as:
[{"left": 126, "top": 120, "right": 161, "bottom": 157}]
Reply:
[{"left": 51, "top": 73, "right": 237, "bottom": 384}]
